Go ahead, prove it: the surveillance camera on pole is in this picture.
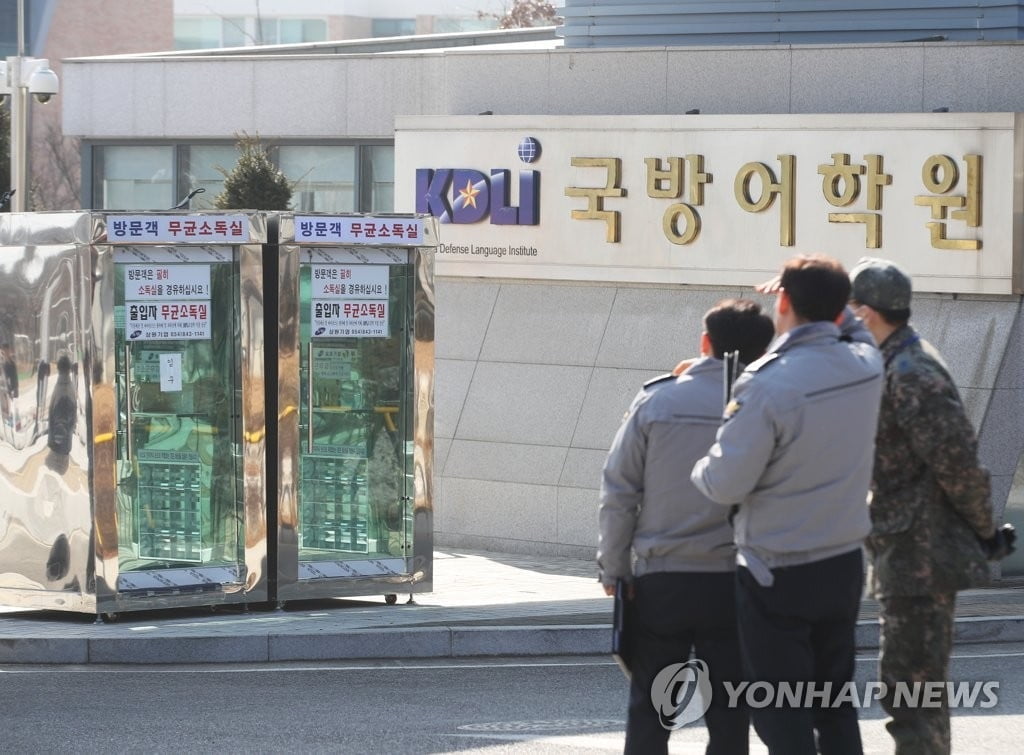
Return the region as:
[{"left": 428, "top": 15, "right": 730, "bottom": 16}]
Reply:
[
  {"left": 27, "top": 62, "right": 59, "bottom": 104},
  {"left": 4, "top": 55, "right": 60, "bottom": 212}
]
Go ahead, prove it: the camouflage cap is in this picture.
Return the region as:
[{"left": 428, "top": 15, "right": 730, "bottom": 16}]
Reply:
[{"left": 849, "top": 257, "right": 912, "bottom": 311}]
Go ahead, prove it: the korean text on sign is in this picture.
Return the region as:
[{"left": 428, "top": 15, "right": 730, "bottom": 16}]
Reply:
[
  {"left": 295, "top": 216, "right": 423, "bottom": 245},
  {"left": 123, "top": 264, "right": 213, "bottom": 342},
  {"left": 126, "top": 302, "right": 211, "bottom": 341},
  {"left": 311, "top": 300, "right": 390, "bottom": 338},
  {"left": 310, "top": 264, "right": 390, "bottom": 339},
  {"left": 109, "top": 215, "right": 250, "bottom": 243}
]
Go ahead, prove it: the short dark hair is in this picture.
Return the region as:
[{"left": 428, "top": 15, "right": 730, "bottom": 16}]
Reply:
[
  {"left": 870, "top": 306, "right": 911, "bottom": 326},
  {"left": 779, "top": 254, "right": 851, "bottom": 322},
  {"left": 704, "top": 299, "right": 776, "bottom": 364}
]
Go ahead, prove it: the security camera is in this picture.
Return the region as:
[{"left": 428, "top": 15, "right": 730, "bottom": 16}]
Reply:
[{"left": 28, "top": 65, "right": 58, "bottom": 104}]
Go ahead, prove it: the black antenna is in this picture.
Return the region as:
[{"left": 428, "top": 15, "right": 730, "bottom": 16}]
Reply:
[
  {"left": 0, "top": 189, "right": 15, "bottom": 209},
  {"left": 723, "top": 350, "right": 741, "bottom": 408},
  {"left": 723, "top": 350, "right": 742, "bottom": 527},
  {"left": 169, "top": 187, "right": 206, "bottom": 210}
]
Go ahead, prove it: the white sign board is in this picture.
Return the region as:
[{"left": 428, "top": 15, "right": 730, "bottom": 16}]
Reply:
[
  {"left": 159, "top": 353, "right": 183, "bottom": 392},
  {"left": 124, "top": 264, "right": 212, "bottom": 341},
  {"left": 108, "top": 215, "right": 250, "bottom": 243},
  {"left": 310, "top": 265, "right": 389, "bottom": 298},
  {"left": 312, "top": 347, "right": 358, "bottom": 379},
  {"left": 295, "top": 216, "right": 424, "bottom": 245},
  {"left": 310, "top": 264, "right": 390, "bottom": 339},
  {"left": 395, "top": 113, "right": 1023, "bottom": 294},
  {"left": 124, "top": 265, "right": 210, "bottom": 300},
  {"left": 126, "top": 301, "right": 211, "bottom": 341}
]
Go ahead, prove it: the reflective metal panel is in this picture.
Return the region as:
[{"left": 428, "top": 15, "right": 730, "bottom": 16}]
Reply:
[
  {"left": 275, "top": 214, "right": 436, "bottom": 601},
  {"left": 93, "top": 212, "right": 269, "bottom": 612},
  {"left": 0, "top": 212, "right": 96, "bottom": 612},
  {"left": 411, "top": 243, "right": 435, "bottom": 592}
]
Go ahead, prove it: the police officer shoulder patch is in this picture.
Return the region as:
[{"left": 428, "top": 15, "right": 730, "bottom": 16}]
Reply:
[{"left": 725, "top": 399, "right": 743, "bottom": 419}]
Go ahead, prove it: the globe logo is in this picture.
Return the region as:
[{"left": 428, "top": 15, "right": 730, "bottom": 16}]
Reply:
[
  {"left": 517, "top": 137, "right": 541, "bottom": 164},
  {"left": 651, "top": 659, "right": 713, "bottom": 730}
]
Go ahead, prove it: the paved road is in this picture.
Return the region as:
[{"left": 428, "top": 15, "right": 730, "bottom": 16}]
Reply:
[{"left": 4, "top": 643, "right": 1024, "bottom": 753}]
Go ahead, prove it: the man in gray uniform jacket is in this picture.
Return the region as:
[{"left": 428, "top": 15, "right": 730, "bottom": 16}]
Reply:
[
  {"left": 691, "top": 255, "right": 883, "bottom": 755},
  {"left": 600, "top": 298, "right": 775, "bottom": 755}
]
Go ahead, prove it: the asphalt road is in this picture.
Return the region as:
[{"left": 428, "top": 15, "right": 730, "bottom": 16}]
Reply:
[{"left": 3, "top": 643, "right": 1024, "bottom": 753}]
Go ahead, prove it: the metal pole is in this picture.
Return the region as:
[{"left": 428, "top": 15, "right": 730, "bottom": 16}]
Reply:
[
  {"left": 10, "top": 0, "right": 28, "bottom": 212},
  {"left": 16, "top": 0, "right": 24, "bottom": 57}
]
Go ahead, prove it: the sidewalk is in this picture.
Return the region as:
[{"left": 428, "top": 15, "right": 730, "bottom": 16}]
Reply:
[{"left": 0, "top": 549, "right": 1022, "bottom": 665}]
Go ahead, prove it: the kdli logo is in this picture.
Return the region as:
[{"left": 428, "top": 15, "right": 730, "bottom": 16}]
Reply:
[
  {"left": 651, "top": 659, "right": 714, "bottom": 730},
  {"left": 415, "top": 137, "right": 541, "bottom": 226}
]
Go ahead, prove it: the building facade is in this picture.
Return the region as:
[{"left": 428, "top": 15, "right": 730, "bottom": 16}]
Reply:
[{"left": 58, "top": 20, "right": 1024, "bottom": 572}]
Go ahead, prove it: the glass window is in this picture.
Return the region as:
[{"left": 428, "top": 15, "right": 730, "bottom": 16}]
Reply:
[
  {"left": 435, "top": 17, "right": 499, "bottom": 33},
  {"left": 97, "top": 146, "right": 174, "bottom": 210},
  {"left": 366, "top": 146, "right": 394, "bottom": 212},
  {"left": 180, "top": 145, "right": 238, "bottom": 210},
  {"left": 279, "top": 18, "right": 327, "bottom": 44},
  {"left": 279, "top": 146, "right": 356, "bottom": 212},
  {"left": 258, "top": 17, "right": 277, "bottom": 44},
  {"left": 297, "top": 260, "right": 412, "bottom": 562},
  {"left": 173, "top": 18, "right": 223, "bottom": 50},
  {"left": 221, "top": 17, "right": 248, "bottom": 47},
  {"left": 371, "top": 18, "right": 415, "bottom": 38},
  {"left": 114, "top": 256, "right": 244, "bottom": 571}
]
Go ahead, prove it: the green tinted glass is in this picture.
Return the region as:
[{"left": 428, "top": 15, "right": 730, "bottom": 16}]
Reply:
[
  {"left": 113, "top": 254, "right": 243, "bottom": 571},
  {"left": 298, "top": 260, "right": 411, "bottom": 562}
]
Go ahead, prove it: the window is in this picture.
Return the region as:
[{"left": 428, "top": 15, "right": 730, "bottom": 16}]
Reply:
[
  {"left": 175, "top": 16, "right": 326, "bottom": 49},
  {"left": 173, "top": 18, "right": 223, "bottom": 50},
  {"left": 96, "top": 146, "right": 174, "bottom": 210},
  {"left": 371, "top": 18, "right": 416, "bottom": 38},
  {"left": 221, "top": 17, "right": 247, "bottom": 47},
  {"left": 434, "top": 17, "right": 499, "bottom": 33},
  {"left": 88, "top": 142, "right": 390, "bottom": 213},
  {"left": 279, "top": 145, "right": 356, "bottom": 212},
  {"left": 180, "top": 145, "right": 240, "bottom": 210},
  {"left": 365, "top": 146, "right": 394, "bottom": 212},
  {"left": 278, "top": 19, "right": 327, "bottom": 44}
]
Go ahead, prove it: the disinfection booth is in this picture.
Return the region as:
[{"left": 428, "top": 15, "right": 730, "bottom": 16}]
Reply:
[
  {"left": 0, "top": 211, "right": 269, "bottom": 615},
  {"left": 273, "top": 214, "right": 436, "bottom": 604}
]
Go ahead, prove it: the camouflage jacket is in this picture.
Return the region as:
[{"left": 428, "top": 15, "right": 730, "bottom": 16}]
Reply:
[{"left": 866, "top": 324, "right": 996, "bottom": 598}]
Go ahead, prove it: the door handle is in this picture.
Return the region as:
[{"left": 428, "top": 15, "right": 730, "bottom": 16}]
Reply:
[
  {"left": 124, "top": 343, "right": 134, "bottom": 462},
  {"left": 307, "top": 344, "right": 313, "bottom": 454}
]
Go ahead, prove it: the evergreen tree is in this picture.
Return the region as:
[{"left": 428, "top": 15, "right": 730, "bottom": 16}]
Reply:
[{"left": 214, "top": 134, "right": 292, "bottom": 210}]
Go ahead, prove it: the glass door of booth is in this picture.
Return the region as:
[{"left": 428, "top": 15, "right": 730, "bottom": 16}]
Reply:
[
  {"left": 297, "top": 255, "right": 412, "bottom": 571},
  {"left": 113, "top": 250, "right": 244, "bottom": 585}
]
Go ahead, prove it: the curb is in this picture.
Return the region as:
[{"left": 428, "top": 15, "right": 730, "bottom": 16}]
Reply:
[{"left": 1, "top": 617, "right": 1023, "bottom": 665}]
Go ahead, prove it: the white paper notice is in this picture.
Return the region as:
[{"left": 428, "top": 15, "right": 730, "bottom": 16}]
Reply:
[{"left": 160, "top": 353, "right": 183, "bottom": 392}]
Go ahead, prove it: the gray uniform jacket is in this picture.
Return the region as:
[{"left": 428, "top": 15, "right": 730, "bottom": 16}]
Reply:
[
  {"left": 598, "top": 356, "right": 737, "bottom": 587},
  {"left": 691, "top": 319, "right": 883, "bottom": 586}
]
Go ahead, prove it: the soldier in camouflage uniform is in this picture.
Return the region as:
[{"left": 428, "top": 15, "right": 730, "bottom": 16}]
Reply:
[{"left": 849, "top": 258, "right": 999, "bottom": 755}]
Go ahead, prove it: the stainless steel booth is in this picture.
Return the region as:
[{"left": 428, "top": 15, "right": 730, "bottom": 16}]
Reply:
[
  {"left": 274, "top": 213, "right": 436, "bottom": 604},
  {"left": 0, "top": 211, "right": 269, "bottom": 615}
]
